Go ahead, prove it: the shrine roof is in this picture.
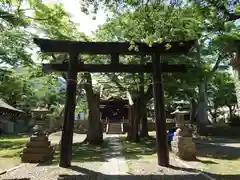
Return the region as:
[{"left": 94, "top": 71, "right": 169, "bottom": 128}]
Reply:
[
  {"left": 100, "top": 97, "right": 129, "bottom": 105},
  {"left": 0, "top": 99, "right": 24, "bottom": 116}
]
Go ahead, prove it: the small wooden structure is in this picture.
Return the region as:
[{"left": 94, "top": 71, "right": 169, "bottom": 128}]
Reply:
[
  {"left": 0, "top": 99, "right": 23, "bottom": 117},
  {"left": 0, "top": 99, "right": 24, "bottom": 133},
  {"left": 34, "top": 38, "right": 195, "bottom": 167}
]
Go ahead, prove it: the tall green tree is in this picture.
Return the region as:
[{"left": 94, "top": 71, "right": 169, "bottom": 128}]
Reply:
[
  {"left": 95, "top": 2, "right": 206, "bottom": 140},
  {"left": 208, "top": 72, "right": 237, "bottom": 122}
]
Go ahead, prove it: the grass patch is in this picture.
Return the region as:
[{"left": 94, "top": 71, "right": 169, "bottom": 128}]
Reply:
[
  {"left": 47, "top": 138, "right": 112, "bottom": 165},
  {"left": 120, "top": 132, "right": 240, "bottom": 176},
  {"left": 198, "top": 157, "right": 240, "bottom": 175},
  {"left": 0, "top": 135, "right": 29, "bottom": 171},
  {"left": 195, "top": 141, "right": 240, "bottom": 175},
  {"left": 0, "top": 135, "right": 28, "bottom": 160},
  {"left": 119, "top": 135, "right": 157, "bottom": 160}
]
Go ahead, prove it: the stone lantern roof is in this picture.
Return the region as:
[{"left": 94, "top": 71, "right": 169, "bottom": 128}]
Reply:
[
  {"left": 171, "top": 109, "right": 189, "bottom": 115},
  {"left": 31, "top": 107, "right": 49, "bottom": 112}
]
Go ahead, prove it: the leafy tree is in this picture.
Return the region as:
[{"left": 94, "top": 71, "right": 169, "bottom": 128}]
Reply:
[
  {"left": 80, "top": 0, "right": 239, "bottom": 127},
  {"left": 27, "top": 0, "right": 104, "bottom": 144},
  {"left": 188, "top": 0, "right": 240, "bottom": 22},
  {"left": 208, "top": 72, "right": 237, "bottom": 122},
  {"left": 94, "top": 2, "right": 206, "bottom": 141}
]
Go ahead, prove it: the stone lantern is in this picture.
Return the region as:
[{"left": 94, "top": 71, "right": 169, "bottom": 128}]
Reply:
[
  {"left": 21, "top": 107, "right": 54, "bottom": 163},
  {"left": 171, "top": 109, "right": 196, "bottom": 160}
]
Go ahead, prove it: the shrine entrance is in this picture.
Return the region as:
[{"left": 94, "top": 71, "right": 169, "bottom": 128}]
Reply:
[
  {"left": 100, "top": 98, "right": 128, "bottom": 123},
  {"left": 34, "top": 38, "right": 195, "bottom": 168}
]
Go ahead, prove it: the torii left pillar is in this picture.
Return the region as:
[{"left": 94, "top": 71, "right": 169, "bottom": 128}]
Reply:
[{"left": 60, "top": 52, "right": 78, "bottom": 168}]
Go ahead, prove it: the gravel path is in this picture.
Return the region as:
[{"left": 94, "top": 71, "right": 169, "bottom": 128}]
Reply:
[
  {"left": 98, "top": 135, "right": 129, "bottom": 175},
  {"left": 126, "top": 158, "right": 210, "bottom": 180}
]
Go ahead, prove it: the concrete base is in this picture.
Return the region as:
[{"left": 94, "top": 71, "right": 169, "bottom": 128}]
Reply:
[{"left": 21, "top": 135, "right": 54, "bottom": 163}]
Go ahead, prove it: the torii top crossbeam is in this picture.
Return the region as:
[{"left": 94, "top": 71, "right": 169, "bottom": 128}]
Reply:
[{"left": 34, "top": 38, "right": 195, "bottom": 55}]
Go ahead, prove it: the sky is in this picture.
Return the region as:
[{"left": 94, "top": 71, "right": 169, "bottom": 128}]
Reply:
[{"left": 45, "top": 0, "right": 107, "bottom": 35}]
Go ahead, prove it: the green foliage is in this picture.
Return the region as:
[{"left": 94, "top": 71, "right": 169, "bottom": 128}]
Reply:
[
  {"left": 96, "top": 3, "right": 204, "bottom": 43},
  {"left": 208, "top": 72, "right": 237, "bottom": 109},
  {"left": 94, "top": 3, "right": 205, "bottom": 100},
  {"left": 0, "top": 66, "right": 65, "bottom": 113},
  {"left": 188, "top": 0, "right": 240, "bottom": 21},
  {"left": 0, "top": 27, "right": 34, "bottom": 67},
  {"left": 0, "top": 0, "right": 31, "bottom": 27}
]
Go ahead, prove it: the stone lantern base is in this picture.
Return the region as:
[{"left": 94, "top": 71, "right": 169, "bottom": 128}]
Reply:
[
  {"left": 21, "top": 135, "right": 54, "bottom": 163},
  {"left": 171, "top": 136, "right": 196, "bottom": 160}
]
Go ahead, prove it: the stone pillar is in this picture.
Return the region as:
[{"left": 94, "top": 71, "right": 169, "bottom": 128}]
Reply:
[{"left": 171, "top": 112, "right": 196, "bottom": 160}]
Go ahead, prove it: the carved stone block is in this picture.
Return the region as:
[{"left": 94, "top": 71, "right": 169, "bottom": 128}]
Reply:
[{"left": 171, "top": 136, "right": 196, "bottom": 160}]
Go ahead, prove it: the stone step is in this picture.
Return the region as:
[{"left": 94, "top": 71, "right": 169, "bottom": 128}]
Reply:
[
  {"left": 21, "top": 152, "right": 54, "bottom": 163},
  {"left": 30, "top": 135, "right": 48, "bottom": 141},
  {"left": 108, "top": 129, "right": 122, "bottom": 132},
  {"left": 106, "top": 123, "right": 123, "bottom": 134},
  {"left": 23, "top": 147, "right": 54, "bottom": 154},
  {"left": 108, "top": 126, "right": 121, "bottom": 130},
  {"left": 107, "top": 132, "right": 122, "bottom": 134}
]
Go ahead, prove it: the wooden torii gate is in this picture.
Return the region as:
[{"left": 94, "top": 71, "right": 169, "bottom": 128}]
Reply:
[{"left": 34, "top": 38, "right": 195, "bottom": 168}]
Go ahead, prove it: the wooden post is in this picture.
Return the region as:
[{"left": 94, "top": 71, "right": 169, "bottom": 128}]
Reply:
[
  {"left": 139, "top": 56, "right": 145, "bottom": 135},
  {"left": 60, "top": 52, "right": 78, "bottom": 168},
  {"left": 151, "top": 53, "right": 169, "bottom": 167}
]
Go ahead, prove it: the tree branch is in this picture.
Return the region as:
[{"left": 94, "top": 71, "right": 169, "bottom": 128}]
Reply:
[
  {"left": 208, "top": 0, "right": 240, "bottom": 21},
  {"left": 108, "top": 73, "right": 126, "bottom": 92}
]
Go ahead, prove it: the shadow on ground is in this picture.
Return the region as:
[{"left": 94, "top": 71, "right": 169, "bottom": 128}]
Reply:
[
  {"left": 119, "top": 136, "right": 240, "bottom": 161},
  {"left": 119, "top": 136, "right": 157, "bottom": 159},
  {"left": 196, "top": 142, "right": 240, "bottom": 160},
  {"left": 197, "top": 137, "right": 240, "bottom": 144},
  {"left": 57, "top": 165, "right": 240, "bottom": 180},
  {"left": 39, "top": 137, "right": 117, "bottom": 166}
]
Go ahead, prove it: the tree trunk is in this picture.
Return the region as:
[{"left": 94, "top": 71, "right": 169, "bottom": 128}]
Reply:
[
  {"left": 140, "top": 106, "right": 149, "bottom": 137},
  {"left": 232, "top": 68, "right": 240, "bottom": 117},
  {"left": 228, "top": 105, "right": 233, "bottom": 120},
  {"left": 190, "top": 99, "right": 197, "bottom": 123},
  {"left": 196, "top": 41, "right": 209, "bottom": 125},
  {"left": 127, "top": 105, "right": 134, "bottom": 141},
  {"left": 127, "top": 101, "right": 140, "bottom": 142},
  {"left": 132, "top": 100, "right": 140, "bottom": 142},
  {"left": 85, "top": 94, "right": 103, "bottom": 144},
  {"left": 197, "top": 81, "right": 209, "bottom": 125},
  {"left": 212, "top": 105, "right": 218, "bottom": 124},
  {"left": 126, "top": 83, "right": 152, "bottom": 142},
  {"left": 83, "top": 73, "right": 103, "bottom": 145},
  {"left": 139, "top": 55, "right": 149, "bottom": 138}
]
